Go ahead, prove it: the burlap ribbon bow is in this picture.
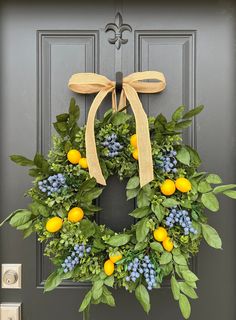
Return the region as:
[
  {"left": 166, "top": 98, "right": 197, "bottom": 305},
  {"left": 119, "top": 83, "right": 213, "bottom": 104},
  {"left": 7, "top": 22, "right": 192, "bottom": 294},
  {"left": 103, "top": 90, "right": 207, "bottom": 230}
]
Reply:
[{"left": 68, "top": 71, "right": 166, "bottom": 187}]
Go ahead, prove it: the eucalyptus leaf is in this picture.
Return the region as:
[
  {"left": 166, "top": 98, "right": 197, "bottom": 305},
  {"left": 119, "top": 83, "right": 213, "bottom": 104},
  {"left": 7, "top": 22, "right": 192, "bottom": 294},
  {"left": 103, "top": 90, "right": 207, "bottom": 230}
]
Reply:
[
  {"left": 44, "top": 271, "right": 64, "bottom": 292},
  {"left": 135, "top": 284, "right": 150, "bottom": 314},
  {"left": 173, "top": 254, "right": 187, "bottom": 266},
  {"left": 126, "top": 188, "right": 139, "bottom": 200},
  {"left": 181, "top": 270, "right": 198, "bottom": 282},
  {"left": 151, "top": 203, "right": 165, "bottom": 222},
  {"left": 198, "top": 180, "right": 212, "bottom": 193}
]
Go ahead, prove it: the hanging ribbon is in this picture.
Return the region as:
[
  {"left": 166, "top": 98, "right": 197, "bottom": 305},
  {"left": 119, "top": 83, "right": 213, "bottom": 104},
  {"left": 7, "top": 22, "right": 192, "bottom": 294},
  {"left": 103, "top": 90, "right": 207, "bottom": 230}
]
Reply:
[{"left": 68, "top": 71, "right": 166, "bottom": 187}]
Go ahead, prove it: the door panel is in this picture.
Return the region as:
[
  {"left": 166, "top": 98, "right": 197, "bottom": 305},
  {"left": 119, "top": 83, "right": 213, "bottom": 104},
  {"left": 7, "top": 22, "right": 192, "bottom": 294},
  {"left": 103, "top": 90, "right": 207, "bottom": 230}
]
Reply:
[{"left": 0, "top": 1, "right": 236, "bottom": 319}]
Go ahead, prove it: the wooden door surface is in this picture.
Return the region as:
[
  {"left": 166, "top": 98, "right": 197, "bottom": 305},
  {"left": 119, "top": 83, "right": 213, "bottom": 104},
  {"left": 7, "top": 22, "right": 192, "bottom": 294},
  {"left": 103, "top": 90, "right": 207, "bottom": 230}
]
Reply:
[{"left": 0, "top": 0, "right": 236, "bottom": 319}]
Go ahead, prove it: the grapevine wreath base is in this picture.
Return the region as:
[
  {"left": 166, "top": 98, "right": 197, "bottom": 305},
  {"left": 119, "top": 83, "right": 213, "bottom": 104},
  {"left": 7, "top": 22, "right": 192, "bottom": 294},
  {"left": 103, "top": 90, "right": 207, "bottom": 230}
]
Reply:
[{"left": 2, "top": 98, "right": 236, "bottom": 319}]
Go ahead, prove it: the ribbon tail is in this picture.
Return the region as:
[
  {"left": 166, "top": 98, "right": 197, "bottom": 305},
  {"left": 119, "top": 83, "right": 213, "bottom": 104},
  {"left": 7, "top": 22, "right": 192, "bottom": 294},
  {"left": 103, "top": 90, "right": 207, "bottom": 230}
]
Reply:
[
  {"left": 124, "top": 85, "right": 154, "bottom": 187},
  {"left": 85, "top": 89, "right": 112, "bottom": 185}
]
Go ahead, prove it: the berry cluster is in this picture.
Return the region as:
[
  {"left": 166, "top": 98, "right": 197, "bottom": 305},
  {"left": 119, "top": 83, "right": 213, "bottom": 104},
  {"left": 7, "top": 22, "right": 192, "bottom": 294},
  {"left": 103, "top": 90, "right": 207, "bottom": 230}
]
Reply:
[
  {"left": 61, "top": 244, "right": 91, "bottom": 273},
  {"left": 165, "top": 207, "right": 197, "bottom": 235},
  {"left": 126, "top": 256, "right": 157, "bottom": 290},
  {"left": 38, "top": 173, "right": 67, "bottom": 196},
  {"left": 102, "top": 133, "right": 123, "bottom": 158},
  {"left": 157, "top": 150, "right": 178, "bottom": 173}
]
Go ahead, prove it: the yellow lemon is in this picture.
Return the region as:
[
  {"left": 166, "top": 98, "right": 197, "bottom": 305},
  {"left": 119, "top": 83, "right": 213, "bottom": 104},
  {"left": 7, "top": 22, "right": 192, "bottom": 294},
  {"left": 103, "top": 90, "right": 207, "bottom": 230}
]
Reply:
[
  {"left": 130, "top": 134, "right": 138, "bottom": 148},
  {"left": 132, "top": 148, "right": 138, "bottom": 160},
  {"left": 160, "top": 179, "right": 176, "bottom": 196},
  {"left": 175, "top": 177, "right": 192, "bottom": 193},
  {"left": 109, "top": 252, "right": 122, "bottom": 263},
  {"left": 79, "top": 157, "right": 88, "bottom": 169},
  {"left": 104, "top": 259, "right": 115, "bottom": 276},
  {"left": 67, "top": 149, "right": 81, "bottom": 164},
  {"left": 153, "top": 227, "right": 168, "bottom": 242},
  {"left": 68, "top": 207, "right": 84, "bottom": 223},
  {"left": 162, "top": 237, "right": 174, "bottom": 252},
  {"left": 46, "top": 217, "right": 63, "bottom": 233}
]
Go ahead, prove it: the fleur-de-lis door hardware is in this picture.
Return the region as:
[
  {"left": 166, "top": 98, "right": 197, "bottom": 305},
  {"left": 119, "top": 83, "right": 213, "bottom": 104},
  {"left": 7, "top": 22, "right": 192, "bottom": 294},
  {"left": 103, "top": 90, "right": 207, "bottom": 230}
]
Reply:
[{"left": 105, "top": 12, "right": 132, "bottom": 49}]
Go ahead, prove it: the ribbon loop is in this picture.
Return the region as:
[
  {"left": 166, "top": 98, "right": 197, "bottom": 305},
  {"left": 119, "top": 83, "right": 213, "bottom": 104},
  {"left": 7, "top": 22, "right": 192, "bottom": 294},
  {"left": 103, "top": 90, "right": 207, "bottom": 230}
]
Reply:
[{"left": 68, "top": 71, "right": 166, "bottom": 187}]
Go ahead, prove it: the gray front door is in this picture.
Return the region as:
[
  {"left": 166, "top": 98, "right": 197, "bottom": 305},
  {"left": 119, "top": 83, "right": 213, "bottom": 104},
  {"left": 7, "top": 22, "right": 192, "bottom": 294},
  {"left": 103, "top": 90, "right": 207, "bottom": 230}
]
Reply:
[{"left": 1, "top": 1, "right": 235, "bottom": 319}]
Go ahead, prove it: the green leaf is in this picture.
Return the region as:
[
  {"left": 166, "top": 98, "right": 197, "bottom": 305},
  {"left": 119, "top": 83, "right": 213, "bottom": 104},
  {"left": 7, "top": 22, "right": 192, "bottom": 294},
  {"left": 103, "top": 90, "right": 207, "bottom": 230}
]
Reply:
[
  {"left": 56, "top": 113, "right": 69, "bottom": 122},
  {"left": 175, "top": 120, "right": 192, "bottom": 130},
  {"left": 171, "top": 276, "right": 180, "bottom": 300},
  {"left": 135, "top": 284, "right": 150, "bottom": 314},
  {"left": 181, "top": 270, "right": 198, "bottom": 282},
  {"left": 80, "top": 220, "right": 95, "bottom": 237},
  {"left": 201, "top": 192, "right": 219, "bottom": 212},
  {"left": 10, "top": 155, "right": 34, "bottom": 166},
  {"left": 176, "top": 147, "right": 190, "bottom": 165},
  {"left": 104, "top": 276, "right": 114, "bottom": 287},
  {"left": 111, "top": 111, "right": 131, "bottom": 126},
  {"left": 106, "top": 234, "right": 131, "bottom": 247},
  {"left": 223, "top": 190, "right": 236, "bottom": 199},
  {"left": 162, "top": 198, "right": 179, "bottom": 208},
  {"left": 183, "top": 105, "right": 204, "bottom": 119},
  {"left": 201, "top": 224, "right": 222, "bottom": 249},
  {"left": 179, "top": 282, "right": 198, "bottom": 299},
  {"left": 159, "top": 252, "right": 172, "bottom": 265},
  {"left": 9, "top": 209, "right": 32, "bottom": 227},
  {"left": 198, "top": 180, "right": 212, "bottom": 193},
  {"left": 179, "top": 294, "right": 191, "bottom": 319},
  {"left": 126, "top": 188, "right": 139, "bottom": 200},
  {"left": 206, "top": 174, "right": 222, "bottom": 184},
  {"left": 185, "top": 146, "right": 201, "bottom": 167},
  {"left": 23, "top": 225, "right": 34, "bottom": 238},
  {"left": 101, "top": 286, "right": 115, "bottom": 307},
  {"left": 172, "top": 105, "right": 186, "bottom": 121},
  {"left": 126, "top": 176, "right": 140, "bottom": 190},
  {"left": 69, "top": 98, "right": 80, "bottom": 120},
  {"left": 137, "top": 190, "right": 150, "bottom": 208},
  {"left": 29, "top": 201, "right": 49, "bottom": 217},
  {"left": 92, "top": 280, "right": 103, "bottom": 300},
  {"left": 17, "top": 220, "right": 32, "bottom": 230},
  {"left": 129, "top": 207, "right": 150, "bottom": 218},
  {"left": 173, "top": 254, "right": 187, "bottom": 266},
  {"left": 44, "top": 271, "right": 64, "bottom": 292},
  {"left": 79, "top": 290, "right": 92, "bottom": 312},
  {"left": 150, "top": 242, "right": 164, "bottom": 253},
  {"left": 151, "top": 203, "right": 165, "bottom": 222},
  {"left": 213, "top": 184, "right": 236, "bottom": 193},
  {"left": 136, "top": 218, "right": 149, "bottom": 242},
  {"left": 0, "top": 211, "right": 18, "bottom": 227}
]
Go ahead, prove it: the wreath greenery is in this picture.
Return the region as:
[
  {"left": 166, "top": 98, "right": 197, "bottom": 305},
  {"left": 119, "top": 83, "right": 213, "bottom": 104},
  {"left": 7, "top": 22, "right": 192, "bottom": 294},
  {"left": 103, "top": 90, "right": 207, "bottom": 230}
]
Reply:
[{"left": 2, "top": 98, "right": 236, "bottom": 319}]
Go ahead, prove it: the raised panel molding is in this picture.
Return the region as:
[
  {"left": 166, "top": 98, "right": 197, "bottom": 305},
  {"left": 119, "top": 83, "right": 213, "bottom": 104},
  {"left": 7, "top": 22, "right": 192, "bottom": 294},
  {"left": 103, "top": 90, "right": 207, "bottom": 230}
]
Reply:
[
  {"left": 135, "top": 30, "right": 196, "bottom": 147},
  {"left": 37, "top": 30, "right": 99, "bottom": 287}
]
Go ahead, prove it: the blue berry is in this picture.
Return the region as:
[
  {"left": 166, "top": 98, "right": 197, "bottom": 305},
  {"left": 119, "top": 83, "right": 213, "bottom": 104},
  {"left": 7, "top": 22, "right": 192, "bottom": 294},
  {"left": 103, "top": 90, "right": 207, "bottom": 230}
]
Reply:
[
  {"left": 102, "top": 133, "right": 123, "bottom": 158},
  {"left": 38, "top": 173, "right": 67, "bottom": 195},
  {"left": 155, "top": 150, "right": 178, "bottom": 174},
  {"left": 62, "top": 243, "right": 91, "bottom": 273},
  {"left": 165, "top": 207, "right": 197, "bottom": 235}
]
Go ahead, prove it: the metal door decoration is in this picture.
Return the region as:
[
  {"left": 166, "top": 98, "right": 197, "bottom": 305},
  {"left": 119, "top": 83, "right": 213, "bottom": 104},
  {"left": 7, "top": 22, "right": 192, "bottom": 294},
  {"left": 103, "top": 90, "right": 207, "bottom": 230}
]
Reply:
[{"left": 1, "top": 5, "right": 236, "bottom": 320}]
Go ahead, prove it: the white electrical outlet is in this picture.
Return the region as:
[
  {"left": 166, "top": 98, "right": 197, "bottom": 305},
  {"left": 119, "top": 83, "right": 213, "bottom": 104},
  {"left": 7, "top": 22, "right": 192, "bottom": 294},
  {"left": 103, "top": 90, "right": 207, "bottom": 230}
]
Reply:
[
  {"left": 0, "top": 303, "right": 21, "bottom": 320},
  {"left": 1, "top": 264, "right": 22, "bottom": 289}
]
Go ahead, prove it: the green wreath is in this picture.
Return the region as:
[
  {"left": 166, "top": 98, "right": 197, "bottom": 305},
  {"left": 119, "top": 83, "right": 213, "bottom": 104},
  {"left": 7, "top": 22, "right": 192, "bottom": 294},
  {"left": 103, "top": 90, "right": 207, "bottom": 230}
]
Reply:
[{"left": 1, "top": 98, "right": 236, "bottom": 319}]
